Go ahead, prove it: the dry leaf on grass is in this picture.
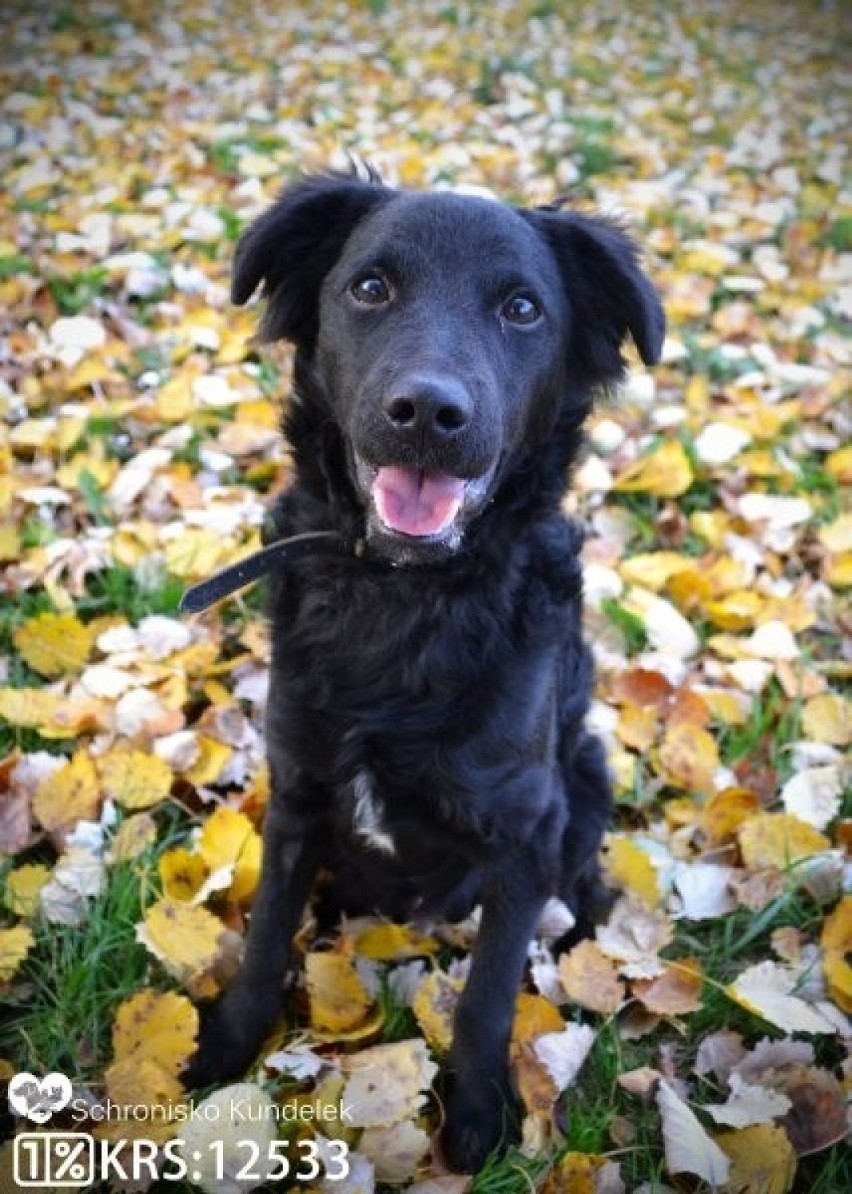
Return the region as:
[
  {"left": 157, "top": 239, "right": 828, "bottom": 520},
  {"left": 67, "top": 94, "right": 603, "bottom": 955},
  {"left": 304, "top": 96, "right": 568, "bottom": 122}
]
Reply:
[
  {"left": 306, "top": 950, "right": 374, "bottom": 1035},
  {"left": 0, "top": 925, "right": 34, "bottom": 981},
  {"left": 558, "top": 939, "right": 625, "bottom": 1014},
  {"left": 656, "top": 1079, "right": 730, "bottom": 1185},
  {"left": 179, "top": 1084, "right": 277, "bottom": 1193},
  {"left": 341, "top": 1039, "right": 438, "bottom": 1128},
  {"left": 714, "top": 1123, "right": 797, "bottom": 1194}
]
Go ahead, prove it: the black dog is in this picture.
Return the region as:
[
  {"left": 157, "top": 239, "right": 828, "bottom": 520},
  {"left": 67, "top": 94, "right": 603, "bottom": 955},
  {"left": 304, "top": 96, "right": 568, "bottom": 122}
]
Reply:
[{"left": 186, "top": 170, "right": 664, "bottom": 1171}]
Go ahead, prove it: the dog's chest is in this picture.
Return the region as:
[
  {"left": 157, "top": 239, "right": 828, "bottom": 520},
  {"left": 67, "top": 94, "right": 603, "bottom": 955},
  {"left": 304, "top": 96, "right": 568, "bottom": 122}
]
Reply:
[{"left": 348, "top": 769, "right": 397, "bottom": 856}]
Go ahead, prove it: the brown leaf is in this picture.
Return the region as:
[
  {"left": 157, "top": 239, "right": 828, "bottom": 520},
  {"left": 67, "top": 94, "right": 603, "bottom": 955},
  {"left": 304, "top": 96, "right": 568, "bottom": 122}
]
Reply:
[{"left": 559, "top": 939, "right": 626, "bottom": 1014}]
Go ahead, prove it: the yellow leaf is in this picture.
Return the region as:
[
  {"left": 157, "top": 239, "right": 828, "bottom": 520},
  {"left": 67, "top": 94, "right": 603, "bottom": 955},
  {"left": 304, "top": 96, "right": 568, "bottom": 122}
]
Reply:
[
  {"left": 108, "top": 813, "right": 158, "bottom": 863},
  {"left": 112, "top": 988, "right": 198, "bottom": 1074},
  {"left": 558, "top": 940, "right": 625, "bottom": 1014},
  {"left": 183, "top": 737, "right": 233, "bottom": 787},
  {"left": 658, "top": 723, "right": 719, "bottom": 793},
  {"left": 305, "top": 951, "right": 373, "bottom": 1035},
  {"left": 412, "top": 970, "right": 465, "bottom": 1052},
  {"left": 101, "top": 1056, "right": 185, "bottom": 1143},
  {"left": 715, "top": 1123, "right": 796, "bottom": 1194},
  {"left": 12, "top": 612, "right": 92, "bottom": 677},
  {"left": 159, "top": 848, "right": 208, "bottom": 902},
  {"left": 197, "top": 806, "right": 262, "bottom": 904},
  {"left": 0, "top": 925, "right": 34, "bottom": 980},
  {"left": 3, "top": 863, "right": 51, "bottom": 916},
  {"left": 0, "top": 526, "right": 20, "bottom": 561},
  {"left": 98, "top": 749, "right": 173, "bottom": 810},
  {"left": 604, "top": 835, "right": 660, "bottom": 905},
  {"left": 0, "top": 688, "right": 103, "bottom": 738},
  {"left": 738, "top": 813, "right": 830, "bottom": 872},
  {"left": 614, "top": 441, "right": 693, "bottom": 498},
  {"left": 706, "top": 591, "right": 766, "bottom": 631},
  {"left": 616, "top": 702, "right": 659, "bottom": 752},
  {"left": 700, "top": 787, "right": 762, "bottom": 844},
  {"left": 825, "top": 445, "right": 852, "bottom": 484},
  {"left": 700, "top": 690, "right": 751, "bottom": 726},
  {"left": 819, "top": 512, "right": 852, "bottom": 554},
  {"left": 826, "top": 554, "right": 852, "bottom": 588},
  {"left": 542, "top": 1152, "right": 607, "bottom": 1194},
  {"left": 822, "top": 896, "right": 852, "bottom": 1013},
  {"left": 32, "top": 751, "right": 101, "bottom": 836},
  {"left": 822, "top": 896, "right": 852, "bottom": 954},
  {"left": 619, "top": 551, "right": 695, "bottom": 591},
  {"left": 822, "top": 951, "right": 852, "bottom": 1014},
  {"left": 801, "top": 693, "right": 851, "bottom": 747},
  {"left": 136, "top": 897, "right": 226, "bottom": 987},
  {"left": 512, "top": 993, "right": 566, "bottom": 1044},
  {"left": 354, "top": 922, "right": 438, "bottom": 961},
  {"left": 163, "top": 529, "right": 228, "bottom": 579}
]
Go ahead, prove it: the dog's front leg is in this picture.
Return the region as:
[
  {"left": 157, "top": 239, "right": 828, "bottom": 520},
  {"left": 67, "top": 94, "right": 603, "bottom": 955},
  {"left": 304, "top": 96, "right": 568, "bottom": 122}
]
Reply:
[
  {"left": 442, "top": 849, "right": 552, "bottom": 1172},
  {"left": 185, "top": 798, "right": 323, "bottom": 1087}
]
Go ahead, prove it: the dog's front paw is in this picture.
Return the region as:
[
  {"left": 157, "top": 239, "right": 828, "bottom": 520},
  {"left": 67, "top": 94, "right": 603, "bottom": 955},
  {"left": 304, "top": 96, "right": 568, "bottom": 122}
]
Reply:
[
  {"left": 441, "top": 1086, "right": 514, "bottom": 1173},
  {"left": 183, "top": 991, "right": 275, "bottom": 1090}
]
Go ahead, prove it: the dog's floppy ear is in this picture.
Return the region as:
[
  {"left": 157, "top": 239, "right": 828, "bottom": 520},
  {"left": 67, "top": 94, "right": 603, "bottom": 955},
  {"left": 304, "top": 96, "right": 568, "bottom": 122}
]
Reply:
[
  {"left": 232, "top": 172, "right": 394, "bottom": 348},
  {"left": 521, "top": 208, "right": 665, "bottom": 388}
]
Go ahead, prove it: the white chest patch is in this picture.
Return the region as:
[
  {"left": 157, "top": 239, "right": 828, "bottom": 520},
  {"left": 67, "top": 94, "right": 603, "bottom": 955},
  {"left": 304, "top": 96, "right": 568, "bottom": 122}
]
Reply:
[{"left": 351, "top": 770, "right": 397, "bottom": 856}]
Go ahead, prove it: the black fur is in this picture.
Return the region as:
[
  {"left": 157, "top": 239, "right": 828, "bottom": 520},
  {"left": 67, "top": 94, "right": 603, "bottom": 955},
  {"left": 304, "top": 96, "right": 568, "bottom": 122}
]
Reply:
[{"left": 186, "top": 171, "right": 664, "bottom": 1172}]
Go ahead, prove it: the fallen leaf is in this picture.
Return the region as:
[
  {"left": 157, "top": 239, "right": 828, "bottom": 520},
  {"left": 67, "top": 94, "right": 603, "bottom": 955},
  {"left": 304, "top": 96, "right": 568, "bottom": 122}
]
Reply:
[
  {"left": 0, "top": 925, "right": 34, "bottom": 980},
  {"left": 178, "top": 1083, "right": 277, "bottom": 1193},
  {"left": 633, "top": 958, "right": 703, "bottom": 1016},
  {"left": 355, "top": 921, "right": 438, "bottom": 961},
  {"left": 558, "top": 939, "right": 626, "bottom": 1014},
  {"left": 657, "top": 722, "right": 720, "bottom": 792},
  {"left": 715, "top": 1123, "right": 796, "bottom": 1194},
  {"left": 136, "top": 897, "right": 227, "bottom": 990},
  {"left": 159, "top": 847, "right": 209, "bottom": 902},
  {"left": 728, "top": 961, "right": 837, "bottom": 1033},
  {"left": 306, "top": 950, "right": 373, "bottom": 1035},
  {"left": 780, "top": 766, "right": 842, "bottom": 829},
  {"left": 98, "top": 748, "right": 173, "bottom": 810},
  {"left": 657, "top": 1079, "right": 730, "bottom": 1185},
  {"left": 512, "top": 992, "right": 566, "bottom": 1043},
  {"left": 614, "top": 441, "right": 693, "bottom": 498},
  {"left": 13, "top": 611, "right": 92, "bottom": 677},
  {"left": 801, "top": 693, "right": 851, "bottom": 746},
  {"left": 32, "top": 751, "right": 101, "bottom": 841},
  {"left": 3, "top": 862, "right": 51, "bottom": 916},
  {"left": 359, "top": 1121, "right": 430, "bottom": 1183},
  {"left": 412, "top": 969, "right": 465, "bottom": 1052},
  {"left": 705, "top": 1073, "right": 792, "bottom": 1127},
  {"left": 604, "top": 835, "right": 661, "bottom": 905},
  {"left": 341, "top": 1039, "right": 438, "bottom": 1127},
  {"left": 776, "top": 1065, "right": 847, "bottom": 1156},
  {"left": 737, "top": 813, "right": 830, "bottom": 871},
  {"left": 533, "top": 1023, "right": 595, "bottom": 1092},
  {"left": 196, "top": 805, "right": 262, "bottom": 903}
]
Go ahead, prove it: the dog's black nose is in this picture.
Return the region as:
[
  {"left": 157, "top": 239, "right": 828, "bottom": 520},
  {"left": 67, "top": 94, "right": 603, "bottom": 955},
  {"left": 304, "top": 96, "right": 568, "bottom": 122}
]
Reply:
[{"left": 383, "top": 375, "right": 473, "bottom": 443}]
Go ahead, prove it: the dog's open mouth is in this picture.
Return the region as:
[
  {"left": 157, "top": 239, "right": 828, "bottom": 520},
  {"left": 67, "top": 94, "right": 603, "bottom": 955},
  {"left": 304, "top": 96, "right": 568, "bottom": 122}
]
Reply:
[{"left": 372, "top": 466, "right": 466, "bottom": 539}]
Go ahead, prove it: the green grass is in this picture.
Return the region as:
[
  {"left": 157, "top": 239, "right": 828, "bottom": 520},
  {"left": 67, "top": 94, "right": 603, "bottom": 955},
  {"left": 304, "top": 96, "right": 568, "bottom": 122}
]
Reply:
[
  {"left": 717, "top": 680, "right": 803, "bottom": 780},
  {"left": 47, "top": 267, "right": 110, "bottom": 315},
  {"left": 77, "top": 565, "right": 185, "bottom": 621},
  {"left": 0, "top": 861, "right": 157, "bottom": 1077},
  {"left": 601, "top": 597, "right": 649, "bottom": 654}
]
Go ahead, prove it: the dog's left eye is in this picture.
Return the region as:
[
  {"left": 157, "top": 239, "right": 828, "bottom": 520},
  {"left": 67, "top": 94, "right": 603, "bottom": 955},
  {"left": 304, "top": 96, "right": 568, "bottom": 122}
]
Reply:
[
  {"left": 351, "top": 274, "right": 391, "bottom": 305},
  {"left": 501, "top": 292, "right": 542, "bottom": 325}
]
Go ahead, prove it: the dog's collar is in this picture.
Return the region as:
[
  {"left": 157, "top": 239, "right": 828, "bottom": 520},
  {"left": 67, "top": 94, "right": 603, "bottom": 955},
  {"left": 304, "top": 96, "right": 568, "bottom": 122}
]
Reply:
[{"left": 179, "top": 530, "right": 355, "bottom": 614}]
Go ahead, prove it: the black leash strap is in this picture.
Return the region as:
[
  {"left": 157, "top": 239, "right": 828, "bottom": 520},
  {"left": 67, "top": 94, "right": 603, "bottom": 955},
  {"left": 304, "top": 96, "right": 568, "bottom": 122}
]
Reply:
[{"left": 179, "top": 530, "right": 347, "bottom": 614}]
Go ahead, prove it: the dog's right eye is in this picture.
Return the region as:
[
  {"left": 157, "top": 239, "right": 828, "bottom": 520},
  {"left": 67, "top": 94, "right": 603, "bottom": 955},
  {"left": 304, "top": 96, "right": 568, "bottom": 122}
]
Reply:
[{"left": 350, "top": 274, "right": 391, "bottom": 305}]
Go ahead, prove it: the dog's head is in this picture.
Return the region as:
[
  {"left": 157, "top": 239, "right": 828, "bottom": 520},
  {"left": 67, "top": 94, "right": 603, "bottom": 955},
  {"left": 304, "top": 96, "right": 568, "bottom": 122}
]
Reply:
[{"left": 233, "top": 171, "right": 664, "bottom": 563}]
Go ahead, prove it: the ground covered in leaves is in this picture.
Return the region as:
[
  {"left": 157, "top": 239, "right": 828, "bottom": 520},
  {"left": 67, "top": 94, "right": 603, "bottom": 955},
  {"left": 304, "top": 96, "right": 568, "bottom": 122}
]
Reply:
[{"left": 1, "top": 1, "right": 850, "bottom": 1191}]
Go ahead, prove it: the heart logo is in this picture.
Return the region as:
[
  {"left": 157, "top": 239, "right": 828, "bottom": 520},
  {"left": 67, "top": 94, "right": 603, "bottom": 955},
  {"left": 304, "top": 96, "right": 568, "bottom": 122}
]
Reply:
[{"left": 8, "top": 1072, "right": 73, "bottom": 1124}]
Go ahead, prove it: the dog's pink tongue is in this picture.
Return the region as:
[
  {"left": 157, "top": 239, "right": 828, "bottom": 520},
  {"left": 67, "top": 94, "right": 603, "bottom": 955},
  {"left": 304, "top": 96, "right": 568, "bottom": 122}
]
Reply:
[{"left": 373, "top": 466, "right": 465, "bottom": 537}]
